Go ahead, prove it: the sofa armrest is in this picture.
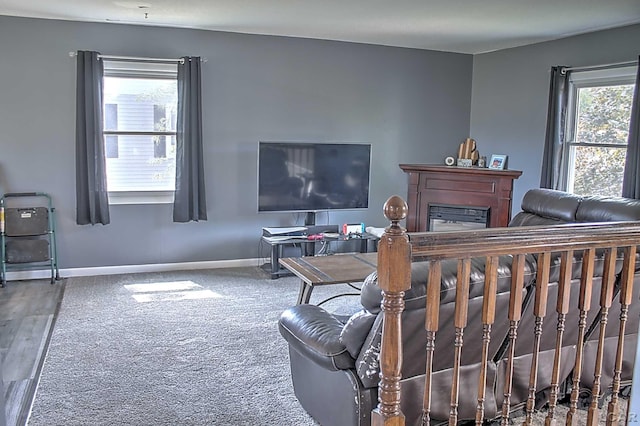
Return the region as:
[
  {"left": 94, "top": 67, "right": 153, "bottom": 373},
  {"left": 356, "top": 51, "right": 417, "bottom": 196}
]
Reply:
[{"left": 279, "top": 304, "right": 355, "bottom": 371}]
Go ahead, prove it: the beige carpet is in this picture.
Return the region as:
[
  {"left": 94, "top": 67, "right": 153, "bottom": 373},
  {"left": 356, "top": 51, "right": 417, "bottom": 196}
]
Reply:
[
  {"left": 28, "top": 267, "right": 362, "bottom": 425},
  {"left": 26, "top": 266, "right": 630, "bottom": 425}
]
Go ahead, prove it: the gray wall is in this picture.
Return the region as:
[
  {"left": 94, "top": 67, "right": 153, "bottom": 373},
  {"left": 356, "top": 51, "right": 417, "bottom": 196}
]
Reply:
[
  {"left": 470, "top": 24, "right": 640, "bottom": 212},
  {"left": 0, "top": 16, "right": 472, "bottom": 268}
]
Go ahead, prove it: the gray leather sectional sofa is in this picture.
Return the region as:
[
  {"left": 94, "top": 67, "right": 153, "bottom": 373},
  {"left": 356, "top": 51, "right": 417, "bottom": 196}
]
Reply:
[{"left": 278, "top": 188, "right": 640, "bottom": 425}]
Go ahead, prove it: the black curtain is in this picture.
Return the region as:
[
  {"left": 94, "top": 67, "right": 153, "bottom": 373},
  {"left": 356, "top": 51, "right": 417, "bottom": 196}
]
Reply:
[
  {"left": 75, "top": 50, "right": 110, "bottom": 225},
  {"left": 173, "top": 56, "right": 207, "bottom": 222},
  {"left": 540, "top": 66, "right": 570, "bottom": 189},
  {"left": 622, "top": 56, "right": 640, "bottom": 199}
]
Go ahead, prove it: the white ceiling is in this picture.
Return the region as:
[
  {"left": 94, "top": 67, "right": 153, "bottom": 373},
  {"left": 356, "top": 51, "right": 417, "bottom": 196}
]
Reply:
[{"left": 1, "top": 0, "right": 640, "bottom": 54}]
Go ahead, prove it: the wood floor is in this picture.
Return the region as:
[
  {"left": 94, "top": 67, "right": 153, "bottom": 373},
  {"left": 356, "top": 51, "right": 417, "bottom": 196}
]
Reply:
[{"left": 0, "top": 278, "right": 65, "bottom": 426}]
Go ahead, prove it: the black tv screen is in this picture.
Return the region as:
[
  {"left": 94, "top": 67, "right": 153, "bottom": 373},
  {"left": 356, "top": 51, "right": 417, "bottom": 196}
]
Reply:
[{"left": 258, "top": 142, "right": 371, "bottom": 212}]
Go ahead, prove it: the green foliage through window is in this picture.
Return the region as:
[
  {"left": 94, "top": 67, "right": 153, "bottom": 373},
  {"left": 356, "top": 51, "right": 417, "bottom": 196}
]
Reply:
[{"left": 567, "top": 83, "right": 633, "bottom": 197}]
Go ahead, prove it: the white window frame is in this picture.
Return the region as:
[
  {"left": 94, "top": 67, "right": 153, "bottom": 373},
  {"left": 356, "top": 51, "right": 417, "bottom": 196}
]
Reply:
[
  {"left": 103, "top": 60, "right": 178, "bottom": 205},
  {"left": 560, "top": 65, "right": 636, "bottom": 195}
]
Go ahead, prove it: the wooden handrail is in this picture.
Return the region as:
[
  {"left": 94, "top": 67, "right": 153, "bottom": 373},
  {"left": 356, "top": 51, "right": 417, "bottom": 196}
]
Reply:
[{"left": 373, "top": 195, "right": 640, "bottom": 425}]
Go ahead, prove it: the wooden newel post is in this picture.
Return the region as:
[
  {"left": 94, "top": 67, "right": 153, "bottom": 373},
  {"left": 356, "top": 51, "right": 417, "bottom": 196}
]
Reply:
[{"left": 372, "top": 195, "right": 412, "bottom": 426}]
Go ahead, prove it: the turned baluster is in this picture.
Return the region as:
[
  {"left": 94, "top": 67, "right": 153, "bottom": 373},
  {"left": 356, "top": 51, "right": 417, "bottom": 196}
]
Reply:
[
  {"left": 501, "top": 254, "right": 526, "bottom": 425},
  {"left": 422, "top": 260, "right": 442, "bottom": 426},
  {"left": 448, "top": 258, "right": 471, "bottom": 425},
  {"left": 606, "top": 246, "right": 636, "bottom": 425},
  {"left": 372, "top": 196, "right": 411, "bottom": 426},
  {"left": 476, "top": 256, "right": 499, "bottom": 425},
  {"left": 586, "top": 248, "right": 617, "bottom": 426},
  {"left": 524, "top": 251, "right": 551, "bottom": 426},
  {"left": 566, "top": 248, "right": 595, "bottom": 426},
  {"left": 545, "top": 250, "right": 573, "bottom": 426}
]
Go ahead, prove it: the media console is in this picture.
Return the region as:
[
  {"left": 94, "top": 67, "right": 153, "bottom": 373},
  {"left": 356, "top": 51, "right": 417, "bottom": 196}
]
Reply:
[{"left": 260, "top": 225, "right": 379, "bottom": 279}]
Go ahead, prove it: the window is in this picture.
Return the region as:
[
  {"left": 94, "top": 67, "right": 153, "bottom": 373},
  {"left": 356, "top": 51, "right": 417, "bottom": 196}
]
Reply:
[
  {"left": 562, "top": 66, "right": 636, "bottom": 196},
  {"left": 153, "top": 104, "right": 175, "bottom": 159},
  {"left": 105, "top": 104, "right": 119, "bottom": 158},
  {"left": 102, "top": 60, "right": 178, "bottom": 203}
]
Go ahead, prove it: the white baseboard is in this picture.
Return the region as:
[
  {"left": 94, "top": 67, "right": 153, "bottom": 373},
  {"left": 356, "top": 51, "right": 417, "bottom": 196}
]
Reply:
[{"left": 3, "top": 258, "right": 270, "bottom": 282}]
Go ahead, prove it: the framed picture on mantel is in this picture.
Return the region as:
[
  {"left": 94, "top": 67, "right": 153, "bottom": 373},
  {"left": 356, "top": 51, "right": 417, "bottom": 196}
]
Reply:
[{"left": 488, "top": 154, "right": 507, "bottom": 170}]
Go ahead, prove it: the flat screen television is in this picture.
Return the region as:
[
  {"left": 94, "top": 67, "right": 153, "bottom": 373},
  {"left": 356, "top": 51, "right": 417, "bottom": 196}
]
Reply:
[{"left": 258, "top": 142, "right": 371, "bottom": 214}]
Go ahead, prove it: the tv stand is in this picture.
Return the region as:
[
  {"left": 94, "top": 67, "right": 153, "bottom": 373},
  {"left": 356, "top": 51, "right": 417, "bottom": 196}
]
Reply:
[{"left": 260, "top": 225, "right": 379, "bottom": 279}]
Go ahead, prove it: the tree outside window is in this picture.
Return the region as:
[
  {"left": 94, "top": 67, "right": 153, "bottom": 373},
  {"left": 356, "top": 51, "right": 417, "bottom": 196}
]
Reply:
[{"left": 564, "top": 68, "right": 635, "bottom": 197}]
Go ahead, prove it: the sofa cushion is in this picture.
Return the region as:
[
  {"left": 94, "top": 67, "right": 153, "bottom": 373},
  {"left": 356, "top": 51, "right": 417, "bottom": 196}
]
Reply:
[
  {"left": 355, "top": 314, "right": 384, "bottom": 388},
  {"left": 339, "top": 309, "right": 378, "bottom": 359},
  {"left": 509, "top": 211, "right": 568, "bottom": 227},
  {"left": 279, "top": 304, "right": 355, "bottom": 371},
  {"left": 406, "top": 257, "right": 535, "bottom": 308},
  {"left": 354, "top": 255, "right": 536, "bottom": 388},
  {"left": 360, "top": 256, "right": 536, "bottom": 313},
  {"left": 576, "top": 196, "right": 640, "bottom": 222},
  {"left": 360, "top": 271, "right": 382, "bottom": 313},
  {"left": 511, "top": 188, "right": 582, "bottom": 224}
]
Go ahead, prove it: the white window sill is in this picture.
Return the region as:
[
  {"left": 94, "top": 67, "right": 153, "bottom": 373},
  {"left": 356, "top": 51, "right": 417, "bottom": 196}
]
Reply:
[{"left": 108, "top": 191, "right": 175, "bottom": 205}]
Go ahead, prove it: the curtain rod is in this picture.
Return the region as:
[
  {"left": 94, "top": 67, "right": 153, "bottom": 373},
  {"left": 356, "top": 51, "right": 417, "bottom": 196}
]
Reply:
[
  {"left": 561, "top": 59, "right": 637, "bottom": 74},
  {"left": 68, "top": 52, "right": 207, "bottom": 64}
]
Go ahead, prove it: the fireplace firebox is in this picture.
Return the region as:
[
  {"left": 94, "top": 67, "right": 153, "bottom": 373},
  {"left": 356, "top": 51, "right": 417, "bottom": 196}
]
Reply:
[{"left": 428, "top": 204, "right": 489, "bottom": 231}]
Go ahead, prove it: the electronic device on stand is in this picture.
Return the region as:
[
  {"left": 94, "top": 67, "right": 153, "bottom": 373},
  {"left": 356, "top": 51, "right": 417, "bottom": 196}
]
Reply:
[
  {"left": 257, "top": 142, "right": 371, "bottom": 216},
  {"left": 260, "top": 224, "right": 379, "bottom": 279},
  {"left": 257, "top": 141, "right": 375, "bottom": 278}
]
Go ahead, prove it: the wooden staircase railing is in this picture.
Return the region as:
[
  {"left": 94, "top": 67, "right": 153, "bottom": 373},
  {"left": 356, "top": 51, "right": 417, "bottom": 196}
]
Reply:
[{"left": 373, "top": 195, "right": 640, "bottom": 425}]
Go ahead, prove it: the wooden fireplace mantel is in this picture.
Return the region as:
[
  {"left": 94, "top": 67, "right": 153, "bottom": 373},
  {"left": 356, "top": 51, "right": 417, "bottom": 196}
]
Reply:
[{"left": 399, "top": 164, "right": 522, "bottom": 232}]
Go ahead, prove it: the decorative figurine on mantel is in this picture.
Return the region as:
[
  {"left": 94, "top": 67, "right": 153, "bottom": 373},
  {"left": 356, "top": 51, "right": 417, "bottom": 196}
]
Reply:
[{"left": 456, "top": 137, "right": 479, "bottom": 167}]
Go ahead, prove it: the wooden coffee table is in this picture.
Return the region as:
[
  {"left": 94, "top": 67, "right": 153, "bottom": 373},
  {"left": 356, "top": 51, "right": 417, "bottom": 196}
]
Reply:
[{"left": 279, "top": 252, "right": 378, "bottom": 304}]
